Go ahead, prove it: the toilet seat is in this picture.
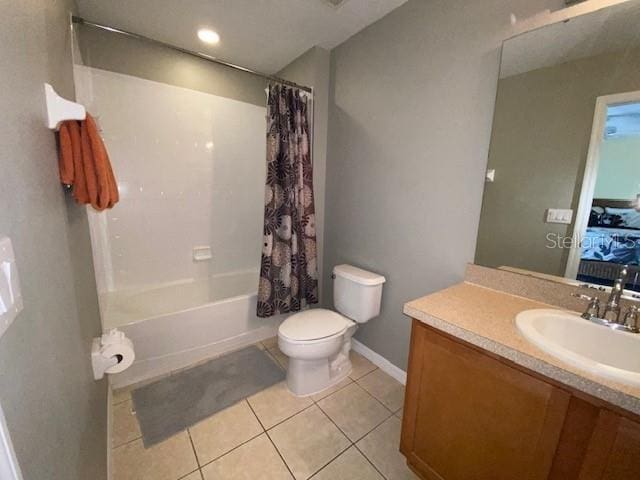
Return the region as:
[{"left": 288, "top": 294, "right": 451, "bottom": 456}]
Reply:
[{"left": 279, "top": 309, "right": 353, "bottom": 343}]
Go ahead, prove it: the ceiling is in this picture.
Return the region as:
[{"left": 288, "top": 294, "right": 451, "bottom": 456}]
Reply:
[
  {"left": 75, "top": 0, "right": 409, "bottom": 74},
  {"left": 501, "top": 0, "right": 640, "bottom": 78}
]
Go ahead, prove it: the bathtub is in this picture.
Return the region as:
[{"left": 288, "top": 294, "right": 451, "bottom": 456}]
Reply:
[{"left": 101, "top": 271, "right": 281, "bottom": 388}]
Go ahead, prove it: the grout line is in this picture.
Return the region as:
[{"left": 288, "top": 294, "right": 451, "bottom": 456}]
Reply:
[
  {"left": 353, "top": 442, "right": 389, "bottom": 480},
  {"left": 264, "top": 402, "right": 316, "bottom": 432},
  {"left": 176, "top": 467, "right": 201, "bottom": 480},
  {"left": 312, "top": 401, "right": 389, "bottom": 479},
  {"left": 197, "top": 400, "right": 266, "bottom": 470},
  {"left": 245, "top": 391, "right": 317, "bottom": 433},
  {"left": 256, "top": 401, "right": 349, "bottom": 480},
  {"left": 265, "top": 430, "right": 296, "bottom": 480},
  {"left": 313, "top": 401, "right": 353, "bottom": 443},
  {"left": 356, "top": 368, "right": 380, "bottom": 382},
  {"left": 353, "top": 378, "right": 396, "bottom": 414},
  {"left": 311, "top": 382, "right": 395, "bottom": 480},
  {"left": 253, "top": 401, "right": 297, "bottom": 480},
  {"left": 347, "top": 364, "right": 378, "bottom": 381},
  {"left": 313, "top": 398, "right": 391, "bottom": 445},
  {"left": 306, "top": 441, "right": 352, "bottom": 479},
  {"left": 352, "top": 413, "right": 394, "bottom": 444},
  {"left": 245, "top": 399, "right": 266, "bottom": 431},
  {"left": 197, "top": 430, "right": 265, "bottom": 470},
  {"left": 112, "top": 434, "right": 143, "bottom": 450},
  {"left": 186, "top": 428, "right": 201, "bottom": 468},
  {"left": 309, "top": 378, "right": 354, "bottom": 402}
]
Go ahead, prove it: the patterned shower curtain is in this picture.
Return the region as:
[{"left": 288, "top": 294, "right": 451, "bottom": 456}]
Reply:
[{"left": 257, "top": 84, "right": 318, "bottom": 317}]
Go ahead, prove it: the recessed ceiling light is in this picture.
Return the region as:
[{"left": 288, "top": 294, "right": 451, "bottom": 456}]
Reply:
[{"left": 197, "top": 28, "right": 220, "bottom": 45}]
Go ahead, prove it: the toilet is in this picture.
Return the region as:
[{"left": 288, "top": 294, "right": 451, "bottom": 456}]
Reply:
[{"left": 278, "top": 264, "right": 385, "bottom": 396}]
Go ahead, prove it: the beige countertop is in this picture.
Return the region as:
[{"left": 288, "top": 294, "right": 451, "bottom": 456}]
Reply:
[{"left": 403, "top": 282, "right": 640, "bottom": 416}]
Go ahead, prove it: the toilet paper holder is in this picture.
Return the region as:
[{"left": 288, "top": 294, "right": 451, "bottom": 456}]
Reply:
[{"left": 91, "top": 329, "right": 135, "bottom": 380}]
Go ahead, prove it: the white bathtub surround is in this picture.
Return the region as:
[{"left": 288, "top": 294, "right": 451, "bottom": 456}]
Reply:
[
  {"left": 101, "top": 270, "right": 258, "bottom": 329},
  {"left": 72, "top": 66, "right": 278, "bottom": 388},
  {"left": 73, "top": 65, "right": 266, "bottom": 294},
  {"left": 104, "top": 271, "right": 282, "bottom": 389}
]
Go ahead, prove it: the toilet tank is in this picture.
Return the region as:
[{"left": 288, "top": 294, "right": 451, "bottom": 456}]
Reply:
[{"left": 333, "top": 264, "right": 386, "bottom": 323}]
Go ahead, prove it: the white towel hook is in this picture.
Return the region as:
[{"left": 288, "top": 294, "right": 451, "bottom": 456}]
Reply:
[{"left": 44, "top": 83, "right": 86, "bottom": 130}]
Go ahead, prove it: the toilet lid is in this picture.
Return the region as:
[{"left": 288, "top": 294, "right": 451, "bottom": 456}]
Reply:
[{"left": 279, "top": 309, "right": 351, "bottom": 341}]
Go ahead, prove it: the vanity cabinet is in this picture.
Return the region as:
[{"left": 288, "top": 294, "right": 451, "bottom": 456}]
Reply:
[
  {"left": 400, "top": 320, "right": 640, "bottom": 480},
  {"left": 578, "top": 410, "right": 640, "bottom": 479}
]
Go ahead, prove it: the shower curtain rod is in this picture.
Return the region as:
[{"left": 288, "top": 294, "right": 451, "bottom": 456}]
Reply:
[{"left": 71, "top": 16, "right": 313, "bottom": 94}]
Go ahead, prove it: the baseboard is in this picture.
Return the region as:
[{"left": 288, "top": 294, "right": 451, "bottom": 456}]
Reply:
[
  {"left": 351, "top": 339, "right": 407, "bottom": 385},
  {"left": 106, "top": 384, "right": 112, "bottom": 480}
]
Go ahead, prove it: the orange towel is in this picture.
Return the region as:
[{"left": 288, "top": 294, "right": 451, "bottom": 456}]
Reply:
[{"left": 58, "top": 113, "right": 119, "bottom": 210}]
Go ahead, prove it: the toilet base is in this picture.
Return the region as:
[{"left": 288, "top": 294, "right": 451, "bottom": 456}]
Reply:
[
  {"left": 285, "top": 325, "right": 357, "bottom": 397},
  {"left": 286, "top": 357, "right": 352, "bottom": 397}
]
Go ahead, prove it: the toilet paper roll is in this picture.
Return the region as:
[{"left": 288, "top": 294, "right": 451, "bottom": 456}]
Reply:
[{"left": 101, "top": 336, "right": 135, "bottom": 375}]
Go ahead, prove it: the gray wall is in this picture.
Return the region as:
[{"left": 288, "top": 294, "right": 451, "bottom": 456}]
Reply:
[
  {"left": 77, "top": 25, "right": 268, "bottom": 106},
  {"left": 324, "top": 0, "right": 562, "bottom": 370},
  {"left": 278, "top": 47, "right": 331, "bottom": 300},
  {"left": 475, "top": 47, "right": 640, "bottom": 277},
  {"left": 0, "top": 1, "right": 107, "bottom": 479}
]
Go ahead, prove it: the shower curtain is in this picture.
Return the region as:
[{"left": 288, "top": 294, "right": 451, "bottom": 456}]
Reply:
[{"left": 257, "top": 84, "right": 318, "bottom": 317}]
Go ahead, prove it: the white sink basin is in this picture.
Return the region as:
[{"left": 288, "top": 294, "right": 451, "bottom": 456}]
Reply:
[{"left": 515, "top": 309, "right": 640, "bottom": 387}]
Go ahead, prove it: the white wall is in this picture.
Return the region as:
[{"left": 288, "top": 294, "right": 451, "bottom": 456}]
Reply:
[{"left": 74, "top": 65, "right": 266, "bottom": 293}]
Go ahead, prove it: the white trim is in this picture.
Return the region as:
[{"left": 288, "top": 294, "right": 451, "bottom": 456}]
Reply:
[
  {"left": 351, "top": 339, "right": 407, "bottom": 385},
  {"left": 510, "top": 0, "right": 634, "bottom": 39},
  {"left": 565, "top": 89, "right": 640, "bottom": 279},
  {"left": 106, "top": 386, "right": 113, "bottom": 480}
]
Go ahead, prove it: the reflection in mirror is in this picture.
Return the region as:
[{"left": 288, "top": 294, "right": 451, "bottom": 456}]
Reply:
[{"left": 475, "top": 0, "right": 640, "bottom": 291}]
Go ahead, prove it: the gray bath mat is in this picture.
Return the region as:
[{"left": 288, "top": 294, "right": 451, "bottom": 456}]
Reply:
[{"left": 131, "top": 345, "right": 285, "bottom": 447}]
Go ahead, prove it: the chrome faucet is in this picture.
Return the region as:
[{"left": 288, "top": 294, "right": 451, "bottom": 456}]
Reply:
[
  {"left": 623, "top": 305, "right": 639, "bottom": 332},
  {"left": 570, "top": 293, "right": 600, "bottom": 319},
  {"left": 602, "top": 266, "right": 628, "bottom": 324},
  {"left": 572, "top": 266, "right": 640, "bottom": 333}
]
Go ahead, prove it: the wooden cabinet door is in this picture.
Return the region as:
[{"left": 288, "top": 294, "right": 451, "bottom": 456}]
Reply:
[
  {"left": 579, "top": 410, "right": 640, "bottom": 480},
  {"left": 401, "top": 321, "right": 570, "bottom": 480}
]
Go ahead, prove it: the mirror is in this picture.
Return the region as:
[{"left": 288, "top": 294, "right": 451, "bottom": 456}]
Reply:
[{"left": 475, "top": 0, "right": 640, "bottom": 291}]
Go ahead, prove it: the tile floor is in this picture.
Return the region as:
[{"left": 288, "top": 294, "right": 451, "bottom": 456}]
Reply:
[{"left": 111, "top": 339, "right": 417, "bottom": 480}]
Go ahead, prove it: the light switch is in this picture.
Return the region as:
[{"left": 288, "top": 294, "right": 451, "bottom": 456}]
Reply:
[
  {"left": 546, "top": 209, "right": 574, "bottom": 224},
  {"left": 0, "top": 238, "right": 23, "bottom": 339},
  {"left": 192, "top": 245, "right": 212, "bottom": 262}
]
